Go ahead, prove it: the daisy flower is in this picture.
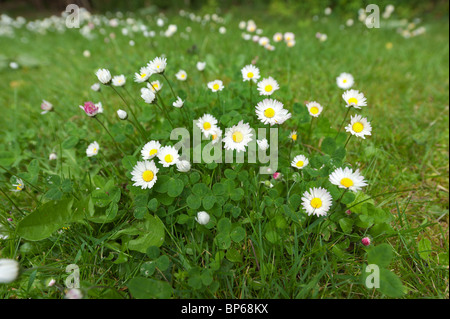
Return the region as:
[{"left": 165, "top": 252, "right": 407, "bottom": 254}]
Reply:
[
  {"left": 273, "top": 32, "right": 283, "bottom": 42},
  {"left": 207, "top": 80, "right": 224, "bottom": 92},
  {"left": 284, "top": 32, "right": 295, "bottom": 42},
  {"left": 223, "top": 120, "right": 253, "bottom": 153},
  {"left": 345, "top": 114, "right": 372, "bottom": 139},
  {"left": 289, "top": 130, "right": 298, "bottom": 142},
  {"left": 257, "top": 77, "right": 279, "bottom": 96},
  {"left": 329, "top": 167, "right": 368, "bottom": 192},
  {"left": 147, "top": 80, "right": 163, "bottom": 92},
  {"left": 336, "top": 73, "right": 354, "bottom": 89},
  {"left": 130, "top": 160, "right": 159, "bottom": 189},
  {"left": 291, "top": 154, "right": 309, "bottom": 169},
  {"left": 210, "top": 127, "right": 223, "bottom": 145},
  {"left": 175, "top": 70, "right": 187, "bottom": 81},
  {"left": 141, "top": 88, "right": 156, "bottom": 104},
  {"left": 257, "top": 138, "right": 269, "bottom": 151},
  {"left": 196, "top": 113, "right": 218, "bottom": 137},
  {"left": 173, "top": 96, "right": 184, "bottom": 108},
  {"left": 12, "top": 178, "right": 24, "bottom": 192},
  {"left": 79, "top": 101, "right": 103, "bottom": 117},
  {"left": 112, "top": 74, "right": 126, "bottom": 87},
  {"left": 286, "top": 39, "right": 296, "bottom": 47},
  {"left": 301, "top": 187, "right": 333, "bottom": 217},
  {"left": 157, "top": 146, "right": 179, "bottom": 167},
  {"left": 141, "top": 140, "right": 161, "bottom": 160},
  {"left": 86, "top": 141, "right": 99, "bottom": 157},
  {"left": 342, "top": 89, "right": 367, "bottom": 109},
  {"left": 134, "top": 66, "right": 152, "bottom": 83},
  {"left": 241, "top": 64, "right": 260, "bottom": 82},
  {"left": 91, "top": 83, "right": 101, "bottom": 91},
  {"left": 148, "top": 56, "right": 167, "bottom": 74},
  {"left": 95, "top": 68, "right": 111, "bottom": 84},
  {"left": 41, "top": 100, "right": 53, "bottom": 114},
  {"left": 306, "top": 101, "right": 323, "bottom": 117},
  {"left": 255, "top": 99, "right": 291, "bottom": 125},
  {"left": 196, "top": 61, "right": 206, "bottom": 71}
]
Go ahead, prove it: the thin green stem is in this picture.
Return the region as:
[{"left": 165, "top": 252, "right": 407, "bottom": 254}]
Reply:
[
  {"left": 0, "top": 187, "right": 25, "bottom": 215},
  {"left": 94, "top": 117, "right": 124, "bottom": 156},
  {"left": 161, "top": 73, "right": 178, "bottom": 100},
  {"left": 335, "top": 106, "right": 352, "bottom": 139},
  {"left": 344, "top": 134, "right": 353, "bottom": 148}
]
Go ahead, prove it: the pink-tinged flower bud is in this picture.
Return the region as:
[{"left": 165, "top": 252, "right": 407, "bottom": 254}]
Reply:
[
  {"left": 79, "top": 101, "right": 103, "bottom": 117},
  {"left": 361, "top": 237, "right": 371, "bottom": 246},
  {"left": 346, "top": 209, "right": 351, "bottom": 215},
  {"left": 273, "top": 172, "right": 281, "bottom": 180},
  {"left": 41, "top": 100, "right": 53, "bottom": 114}
]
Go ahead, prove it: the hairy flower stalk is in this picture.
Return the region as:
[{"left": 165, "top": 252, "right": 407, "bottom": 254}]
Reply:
[
  {"left": 335, "top": 106, "right": 352, "bottom": 139},
  {"left": 93, "top": 117, "right": 124, "bottom": 156}
]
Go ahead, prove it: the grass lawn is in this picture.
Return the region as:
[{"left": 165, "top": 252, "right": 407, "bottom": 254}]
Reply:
[{"left": 0, "top": 5, "right": 448, "bottom": 299}]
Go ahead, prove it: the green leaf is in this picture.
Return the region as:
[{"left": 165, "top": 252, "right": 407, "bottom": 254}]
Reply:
[
  {"left": 224, "top": 169, "right": 237, "bottom": 180},
  {"left": 0, "top": 151, "right": 15, "bottom": 167},
  {"left": 341, "top": 191, "right": 356, "bottom": 205},
  {"left": 230, "top": 226, "right": 246, "bottom": 242},
  {"left": 418, "top": 237, "right": 432, "bottom": 261},
  {"left": 202, "top": 195, "right": 216, "bottom": 210},
  {"left": 226, "top": 248, "right": 243, "bottom": 263},
  {"left": 16, "top": 199, "right": 74, "bottom": 241},
  {"left": 167, "top": 178, "right": 184, "bottom": 197},
  {"left": 367, "top": 244, "right": 394, "bottom": 268},
  {"left": 189, "top": 172, "right": 200, "bottom": 184},
  {"left": 230, "top": 188, "right": 244, "bottom": 201},
  {"left": 146, "top": 246, "right": 161, "bottom": 259},
  {"left": 339, "top": 218, "right": 354, "bottom": 234},
  {"left": 379, "top": 268, "right": 405, "bottom": 298},
  {"left": 43, "top": 187, "right": 63, "bottom": 201},
  {"left": 215, "top": 233, "right": 231, "bottom": 249},
  {"left": 321, "top": 137, "right": 337, "bottom": 155},
  {"left": 127, "top": 215, "right": 166, "bottom": 253},
  {"left": 192, "top": 183, "right": 210, "bottom": 197},
  {"left": 187, "top": 194, "right": 202, "bottom": 210},
  {"left": 61, "top": 136, "right": 79, "bottom": 149},
  {"left": 155, "top": 255, "right": 170, "bottom": 271},
  {"left": 147, "top": 198, "right": 159, "bottom": 212},
  {"left": 122, "top": 155, "right": 137, "bottom": 171},
  {"left": 127, "top": 277, "right": 173, "bottom": 299},
  {"left": 217, "top": 218, "right": 231, "bottom": 233}
]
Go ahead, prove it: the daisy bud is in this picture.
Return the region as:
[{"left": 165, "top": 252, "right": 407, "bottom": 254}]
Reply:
[
  {"left": 196, "top": 61, "right": 206, "bottom": 71},
  {"left": 117, "top": 109, "right": 128, "bottom": 120},
  {"left": 173, "top": 96, "right": 184, "bottom": 108},
  {"left": 141, "top": 88, "right": 156, "bottom": 104},
  {"left": 346, "top": 209, "right": 352, "bottom": 215},
  {"left": 257, "top": 138, "right": 269, "bottom": 151},
  {"left": 0, "top": 258, "right": 20, "bottom": 283},
  {"left": 176, "top": 160, "right": 191, "bottom": 173},
  {"left": 91, "top": 83, "right": 101, "bottom": 91},
  {"left": 40, "top": 100, "right": 53, "bottom": 114},
  {"left": 49, "top": 152, "right": 57, "bottom": 161},
  {"left": 272, "top": 172, "right": 281, "bottom": 180},
  {"left": 361, "top": 237, "right": 371, "bottom": 246},
  {"left": 48, "top": 278, "right": 56, "bottom": 287},
  {"left": 195, "top": 211, "right": 210, "bottom": 225},
  {"left": 65, "top": 288, "right": 83, "bottom": 299},
  {"left": 95, "top": 68, "right": 111, "bottom": 84}
]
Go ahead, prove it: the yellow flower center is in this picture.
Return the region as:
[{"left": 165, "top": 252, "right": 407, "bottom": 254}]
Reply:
[
  {"left": 291, "top": 134, "right": 297, "bottom": 141},
  {"left": 310, "top": 107, "right": 319, "bottom": 115},
  {"left": 212, "top": 134, "right": 217, "bottom": 140},
  {"left": 247, "top": 72, "right": 254, "bottom": 78},
  {"left": 164, "top": 154, "right": 174, "bottom": 163},
  {"left": 181, "top": 74, "right": 185, "bottom": 78},
  {"left": 232, "top": 131, "right": 244, "bottom": 143},
  {"left": 264, "top": 84, "right": 273, "bottom": 92},
  {"left": 93, "top": 148, "right": 97, "bottom": 153},
  {"left": 203, "top": 122, "right": 211, "bottom": 130},
  {"left": 352, "top": 122, "right": 364, "bottom": 133},
  {"left": 142, "top": 170, "right": 154, "bottom": 182},
  {"left": 264, "top": 108, "right": 275, "bottom": 118},
  {"left": 343, "top": 79, "right": 347, "bottom": 83},
  {"left": 153, "top": 83, "right": 159, "bottom": 89},
  {"left": 311, "top": 197, "right": 323, "bottom": 209},
  {"left": 213, "top": 83, "right": 219, "bottom": 90},
  {"left": 348, "top": 97, "right": 358, "bottom": 105},
  {"left": 16, "top": 185, "right": 22, "bottom": 190},
  {"left": 141, "top": 73, "right": 147, "bottom": 78},
  {"left": 340, "top": 177, "right": 354, "bottom": 188},
  {"left": 296, "top": 161, "right": 304, "bottom": 168},
  {"left": 149, "top": 149, "right": 158, "bottom": 156}
]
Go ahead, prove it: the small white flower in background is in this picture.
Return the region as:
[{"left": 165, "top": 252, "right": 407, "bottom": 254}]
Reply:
[
  {"left": 284, "top": 32, "right": 295, "bottom": 42},
  {"left": 273, "top": 32, "right": 283, "bottom": 42},
  {"left": 9, "top": 62, "right": 19, "bottom": 69},
  {"left": 196, "top": 61, "right": 206, "bottom": 71},
  {"left": 141, "top": 140, "right": 161, "bottom": 160},
  {"left": 12, "top": 178, "right": 24, "bottom": 192},
  {"left": 261, "top": 180, "right": 274, "bottom": 188},
  {"left": 342, "top": 89, "right": 367, "bottom": 109},
  {"left": 301, "top": 187, "right": 333, "bottom": 217},
  {"left": 95, "top": 68, "right": 111, "bottom": 84},
  {"left": 134, "top": 66, "right": 152, "bottom": 83},
  {"left": 86, "top": 141, "right": 99, "bottom": 157},
  {"left": 256, "top": 28, "right": 263, "bottom": 35},
  {"left": 79, "top": 101, "right": 103, "bottom": 117},
  {"left": 157, "top": 18, "right": 164, "bottom": 27},
  {"left": 65, "top": 288, "right": 83, "bottom": 299},
  {"left": 324, "top": 7, "right": 332, "bottom": 15},
  {"left": 257, "top": 138, "right": 269, "bottom": 151},
  {"left": 306, "top": 101, "right": 323, "bottom": 117},
  {"left": 207, "top": 80, "right": 224, "bottom": 92},
  {"left": 241, "top": 64, "right": 260, "bottom": 82},
  {"left": 176, "top": 160, "right": 191, "bottom": 173},
  {"left": 129, "top": 40, "right": 135, "bottom": 46},
  {"left": 252, "top": 35, "right": 260, "bottom": 42},
  {"left": 175, "top": 70, "right": 187, "bottom": 81},
  {"left": 48, "top": 279, "right": 56, "bottom": 287},
  {"left": 195, "top": 211, "right": 210, "bottom": 225},
  {"left": 286, "top": 39, "right": 296, "bottom": 47},
  {"left": 336, "top": 73, "right": 354, "bottom": 90},
  {"left": 40, "top": 99, "right": 53, "bottom": 115},
  {"left": 345, "top": 114, "right": 372, "bottom": 139},
  {"left": 141, "top": 88, "right": 156, "bottom": 104},
  {"left": 0, "top": 258, "right": 19, "bottom": 283},
  {"left": 346, "top": 19, "right": 354, "bottom": 27},
  {"left": 255, "top": 98, "right": 291, "bottom": 126},
  {"left": 223, "top": 120, "right": 253, "bottom": 153},
  {"left": 246, "top": 21, "right": 257, "bottom": 33},
  {"left": 147, "top": 80, "right": 163, "bottom": 92},
  {"left": 83, "top": 50, "right": 90, "bottom": 58},
  {"left": 148, "top": 56, "right": 167, "bottom": 74},
  {"left": 257, "top": 77, "right": 279, "bottom": 96},
  {"left": 219, "top": 26, "right": 226, "bottom": 34},
  {"left": 289, "top": 130, "right": 298, "bottom": 142},
  {"left": 117, "top": 109, "right": 128, "bottom": 120},
  {"left": 173, "top": 96, "right": 184, "bottom": 108},
  {"left": 112, "top": 74, "right": 126, "bottom": 87},
  {"left": 242, "top": 33, "right": 251, "bottom": 40},
  {"left": 131, "top": 160, "right": 159, "bottom": 189},
  {"left": 238, "top": 21, "right": 246, "bottom": 29},
  {"left": 258, "top": 36, "right": 269, "bottom": 46},
  {"left": 329, "top": 167, "right": 368, "bottom": 192},
  {"left": 49, "top": 152, "right": 57, "bottom": 161},
  {"left": 196, "top": 113, "right": 218, "bottom": 138},
  {"left": 265, "top": 43, "right": 275, "bottom": 51},
  {"left": 157, "top": 146, "right": 180, "bottom": 167},
  {"left": 91, "top": 83, "right": 101, "bottom": 91},
  {"left": 291, "top": 155, "right": 309, "bottom": 169}
]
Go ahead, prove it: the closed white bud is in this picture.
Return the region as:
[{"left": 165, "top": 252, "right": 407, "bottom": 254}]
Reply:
[
  {"left": 95, "top": 68, "right": 111, "bottom": 84},
  {"left": 0, "top": 258, "right": 19, "bottom": 283},
  {"left": 176, "top": 160, "right": 191, "bottom": 172},
  {"left": 195, "top": 211, "right": 210, "bottom": 225},
  {"left": 117, "top": 109, "right": 128, "bottom": 120}
]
